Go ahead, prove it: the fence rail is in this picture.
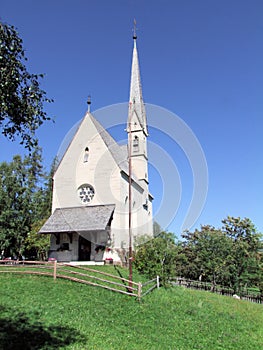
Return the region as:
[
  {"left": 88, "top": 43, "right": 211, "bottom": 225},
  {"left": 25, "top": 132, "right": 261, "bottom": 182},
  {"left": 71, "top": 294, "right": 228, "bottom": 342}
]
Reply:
[
  {"left": 140, "top": 276, "right": 160, "bottom": 298},
  {"left": 170, "top": 277, "right": 263, "bottom": 304},
  {"left": 0, "top": 260, "right": 159, "bottom": 300}
]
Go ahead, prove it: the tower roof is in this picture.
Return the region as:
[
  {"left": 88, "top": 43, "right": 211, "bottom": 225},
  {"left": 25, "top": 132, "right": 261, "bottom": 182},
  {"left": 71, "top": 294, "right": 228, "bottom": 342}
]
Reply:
[{"left": 128, "top": 33, "right": 148, "bottom": 134}]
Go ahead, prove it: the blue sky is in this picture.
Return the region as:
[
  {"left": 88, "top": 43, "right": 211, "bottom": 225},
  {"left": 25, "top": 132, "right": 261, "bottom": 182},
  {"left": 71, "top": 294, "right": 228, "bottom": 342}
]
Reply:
[{"left": 1, "top": 0, "right": 263, "bottom": 235}]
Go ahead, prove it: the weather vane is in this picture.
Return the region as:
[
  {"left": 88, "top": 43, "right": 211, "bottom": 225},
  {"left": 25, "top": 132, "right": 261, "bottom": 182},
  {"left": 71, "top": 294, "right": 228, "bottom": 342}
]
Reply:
[{"left": 87, "top": 95, "right": 91, "bottom": 113}]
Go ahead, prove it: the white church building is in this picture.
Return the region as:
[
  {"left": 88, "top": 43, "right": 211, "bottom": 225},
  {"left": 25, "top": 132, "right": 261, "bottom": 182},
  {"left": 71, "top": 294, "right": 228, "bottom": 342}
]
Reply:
[{"left": 39, "top": 33, "right": 153, "bottom": 263}]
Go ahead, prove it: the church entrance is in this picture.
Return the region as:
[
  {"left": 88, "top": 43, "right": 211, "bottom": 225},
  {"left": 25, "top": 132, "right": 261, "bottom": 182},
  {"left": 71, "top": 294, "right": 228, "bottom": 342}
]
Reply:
[{"left": 79, "top": 236, "right": 91, "bottom": 261}]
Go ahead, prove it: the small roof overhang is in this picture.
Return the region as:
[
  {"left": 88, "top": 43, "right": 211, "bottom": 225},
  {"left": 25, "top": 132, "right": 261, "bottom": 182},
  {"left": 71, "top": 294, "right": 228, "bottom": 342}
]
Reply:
[{"left": 38, "top": 204, "right": 115, "bottom": 235}]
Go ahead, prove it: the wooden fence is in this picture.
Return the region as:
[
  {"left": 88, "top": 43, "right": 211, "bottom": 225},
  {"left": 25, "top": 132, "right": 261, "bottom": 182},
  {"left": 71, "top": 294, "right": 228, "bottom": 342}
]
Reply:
[
  {"left": 170, "top": 277, "right": 263, "bottom": 304},
  {"left": 0, "top": 260, "right": 159, "bottom": 300}
]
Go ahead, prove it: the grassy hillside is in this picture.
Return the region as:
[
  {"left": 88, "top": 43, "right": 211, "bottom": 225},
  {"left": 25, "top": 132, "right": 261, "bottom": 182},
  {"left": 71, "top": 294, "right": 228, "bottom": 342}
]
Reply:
[{"left": 0, "top": 267, "right": 262, "bottom": 350}]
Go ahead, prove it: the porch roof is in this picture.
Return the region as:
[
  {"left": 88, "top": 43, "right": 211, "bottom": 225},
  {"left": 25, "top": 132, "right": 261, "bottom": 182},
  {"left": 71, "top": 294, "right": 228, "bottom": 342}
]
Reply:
[{"left": 38, "top": 204, "right": 115, "bottom": 234}]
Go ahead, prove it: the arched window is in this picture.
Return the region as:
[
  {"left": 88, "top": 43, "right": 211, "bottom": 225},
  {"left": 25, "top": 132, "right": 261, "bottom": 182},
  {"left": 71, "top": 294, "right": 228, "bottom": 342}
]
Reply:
[{"left": 83, "top": 147, "right": 89, "bottom": 162}]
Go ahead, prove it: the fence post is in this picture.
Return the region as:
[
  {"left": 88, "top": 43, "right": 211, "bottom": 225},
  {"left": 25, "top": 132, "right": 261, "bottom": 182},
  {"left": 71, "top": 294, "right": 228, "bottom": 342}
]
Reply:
[
  {"left": 157, "top": 275, "right": 160, "bottom": 289},
  {"left": 53, "top": 260, "right": 57, "bottom": 281},
  {"left": 138, "top": 282, "right": 142, "bottom": 301}
]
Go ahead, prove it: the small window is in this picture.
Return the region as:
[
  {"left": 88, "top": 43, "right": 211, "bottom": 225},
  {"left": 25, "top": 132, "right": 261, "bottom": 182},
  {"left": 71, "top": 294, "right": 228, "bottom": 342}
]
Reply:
[
  {"left": 84, "top": 147, "right": 89, "bottom": 163},
  {"left": 133, "top": 136, "right": 139, "bottom": 152},
  {"left": 62, "top": 243, "right": 69, "bottom": 250}
]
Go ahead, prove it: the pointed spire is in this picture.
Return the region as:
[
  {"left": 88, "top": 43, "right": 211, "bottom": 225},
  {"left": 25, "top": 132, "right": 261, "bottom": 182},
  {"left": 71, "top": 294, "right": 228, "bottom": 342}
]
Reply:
[{"left": 129, "top": 21, "right": 148, "bottom": 135}]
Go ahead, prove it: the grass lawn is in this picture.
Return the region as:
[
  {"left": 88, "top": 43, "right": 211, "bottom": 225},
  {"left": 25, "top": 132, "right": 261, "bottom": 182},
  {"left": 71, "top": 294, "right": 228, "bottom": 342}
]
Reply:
[{"left": 0, "top": 267, "right": 262, "bottom": 349}]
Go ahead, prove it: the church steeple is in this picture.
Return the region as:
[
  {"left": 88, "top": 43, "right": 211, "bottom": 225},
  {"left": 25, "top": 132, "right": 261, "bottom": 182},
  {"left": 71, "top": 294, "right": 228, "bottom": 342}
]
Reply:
[
  {"left": 128, "top": 23, "right": 148, "bottom": 135},
  {"left": 127, "top": 23, "right": 149, "bottom": 184}
]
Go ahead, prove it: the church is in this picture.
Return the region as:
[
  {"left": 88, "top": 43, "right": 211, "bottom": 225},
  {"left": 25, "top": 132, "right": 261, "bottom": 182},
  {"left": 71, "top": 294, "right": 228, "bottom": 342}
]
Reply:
[{"left": 39, "top": 32, "right": 153, "bottom": 263}]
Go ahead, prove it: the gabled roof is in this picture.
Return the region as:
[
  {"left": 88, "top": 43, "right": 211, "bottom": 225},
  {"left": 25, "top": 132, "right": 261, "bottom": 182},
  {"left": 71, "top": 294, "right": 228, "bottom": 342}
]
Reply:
[
  {"left": 89, "top": 113, "right": 130, "bottom": 175},
  {"left": 39, "top": 204, "right": 115, "bottom": 234}
]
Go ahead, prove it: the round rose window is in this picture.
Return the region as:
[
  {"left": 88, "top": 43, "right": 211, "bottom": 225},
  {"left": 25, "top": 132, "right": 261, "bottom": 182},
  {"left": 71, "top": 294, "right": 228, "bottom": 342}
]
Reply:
[{"left": 78, "top": 184, "right": 95, "bottom": 204}]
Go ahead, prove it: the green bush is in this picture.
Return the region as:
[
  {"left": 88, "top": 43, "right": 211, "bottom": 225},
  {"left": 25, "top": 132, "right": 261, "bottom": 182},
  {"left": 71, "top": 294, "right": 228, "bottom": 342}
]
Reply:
[{"left": 134, "top": 232, "right": 178, "bottom": 285}]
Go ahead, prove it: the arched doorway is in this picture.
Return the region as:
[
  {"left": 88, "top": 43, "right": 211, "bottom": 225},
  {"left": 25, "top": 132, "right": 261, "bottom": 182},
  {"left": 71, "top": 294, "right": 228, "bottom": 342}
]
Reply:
[{"left": 79, "top": 236, "right": 91, "bottom": 261}]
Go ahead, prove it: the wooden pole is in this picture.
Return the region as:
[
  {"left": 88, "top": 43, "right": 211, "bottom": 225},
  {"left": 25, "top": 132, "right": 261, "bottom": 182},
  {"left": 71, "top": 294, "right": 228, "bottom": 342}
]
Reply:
[
  {"left": 128, "top": 102, "right": 133, "bottom": 289},
  {"left": 138, "top": 282, "right": 142, "bottom": 301},
  {"left": 53, "top": 260, "right": 57, "bottom": 280}
]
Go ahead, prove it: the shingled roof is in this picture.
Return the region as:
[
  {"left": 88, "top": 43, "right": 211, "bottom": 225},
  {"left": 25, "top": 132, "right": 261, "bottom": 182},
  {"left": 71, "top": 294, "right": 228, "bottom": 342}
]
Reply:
[{"left": 39, "top": 204, "right": 115, "bottom": 234}]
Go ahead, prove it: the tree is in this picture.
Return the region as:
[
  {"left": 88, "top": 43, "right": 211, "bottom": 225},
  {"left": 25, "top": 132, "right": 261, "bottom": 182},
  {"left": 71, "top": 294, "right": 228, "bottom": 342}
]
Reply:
[
  {"left": 25, "top": 219, "right": 50, "bottom": 260},
  {"left": 39, "top": 156, "right": 58, "bottom": 218},
  {"left": 0, "top": 149, "right": 51, "bottom": 259},
  {"left": 180, "top": 226, "right": 233, "bottom": 288},
  {"left": 24, "top": 157, "right": 57, "bottom": 260},
  {"left": 0, "top": 155, "right": 32, "bottom": 258},
  {"left": 134, "top": 232, "right": 178, "bottom": 285},
  {"left": 179, "top": 217, "right": 262, "bottom": 293},
  {"left": 0, "top": 22, "right": 53, "bottom": 150},
  {"left": 222, "top": 216, "right": 263, "bottom": 292}
]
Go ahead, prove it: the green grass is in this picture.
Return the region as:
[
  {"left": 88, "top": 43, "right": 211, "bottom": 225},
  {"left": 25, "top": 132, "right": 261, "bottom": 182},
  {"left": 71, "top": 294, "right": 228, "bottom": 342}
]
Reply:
[{"left": 0, "top": 267, "right": 262, "bottom": 349}]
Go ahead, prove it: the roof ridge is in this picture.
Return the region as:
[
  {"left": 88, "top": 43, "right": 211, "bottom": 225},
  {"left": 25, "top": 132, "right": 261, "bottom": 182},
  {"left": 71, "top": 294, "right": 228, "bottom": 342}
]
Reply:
[{"left": 54, "top": 204, "right": 116, "bottom": 211}]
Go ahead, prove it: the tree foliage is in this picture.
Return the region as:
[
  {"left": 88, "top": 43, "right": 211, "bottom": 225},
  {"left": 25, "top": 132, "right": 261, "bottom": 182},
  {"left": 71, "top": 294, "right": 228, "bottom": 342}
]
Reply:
[
  {"left": 134, "top": 217, "right": 262, "bottom": 292},
  {"left": 222, "top": 217, "right": 262, "bottom": 291},
  {"left": 25, "top": 219, "right": 50, "bottom": 261},
  {"left": 179, "top": 217, "right": 262, "bottom": 293},
  {"left": 0, "top": 21, "right": 53, "bottom": 150},
  {"left": 0, "top": 151, "right": 53, "bottom": 259},
  {"left": 180, "top": 226, "right": 233, "bottom": 288},
  {"left": 134, "top": 232, "right": 178, "bottom": 285}
]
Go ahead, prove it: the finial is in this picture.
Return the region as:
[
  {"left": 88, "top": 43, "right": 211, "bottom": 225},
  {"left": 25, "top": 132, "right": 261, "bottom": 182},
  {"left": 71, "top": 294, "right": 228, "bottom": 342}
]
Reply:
[
  {"left": 133, "top": 18, "right": 137, "bottom": 40},
  {"left": 87, "top": 95, "right": 91, "bottom": 112}
]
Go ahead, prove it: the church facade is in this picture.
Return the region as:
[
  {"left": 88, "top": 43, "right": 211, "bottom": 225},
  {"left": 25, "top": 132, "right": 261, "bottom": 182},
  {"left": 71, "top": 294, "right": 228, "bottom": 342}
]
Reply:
[{"left": 39, "top": 34, "right": 153, "bottom": 262}]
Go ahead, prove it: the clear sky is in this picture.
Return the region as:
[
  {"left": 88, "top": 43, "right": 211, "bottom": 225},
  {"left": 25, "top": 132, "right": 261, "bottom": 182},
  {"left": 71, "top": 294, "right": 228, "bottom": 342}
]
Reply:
[{"left": 1, "top": 0, "right": 263, "bottom": 235}]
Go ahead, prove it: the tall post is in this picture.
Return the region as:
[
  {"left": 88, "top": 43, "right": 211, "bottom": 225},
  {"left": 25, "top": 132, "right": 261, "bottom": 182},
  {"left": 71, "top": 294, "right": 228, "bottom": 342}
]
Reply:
[
  {"left": 138, "top": 282, "right": 142, "bottom": 302},
  {"left": 157, "top": 275, "right": 160, "bottom": 289},
  {"left": 53, "top": 260, "right": 57, "bottom": 281},
  {"left": 128, "top": 102, "right": 133, "bottom": 288}
]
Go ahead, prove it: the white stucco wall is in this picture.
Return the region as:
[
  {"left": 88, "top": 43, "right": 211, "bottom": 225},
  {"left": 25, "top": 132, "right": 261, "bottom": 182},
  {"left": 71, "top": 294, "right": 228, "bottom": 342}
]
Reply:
[{"left": 52, "top": 115, "right": 119, "bottom": 211}]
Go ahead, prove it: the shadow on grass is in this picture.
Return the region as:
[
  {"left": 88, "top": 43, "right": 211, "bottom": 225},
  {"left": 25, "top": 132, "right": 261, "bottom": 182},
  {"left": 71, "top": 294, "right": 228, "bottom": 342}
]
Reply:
[
  {"left": 114, "top": 265, "right": 130, "bottom": 292},
  {"left": 0, "top": 306, "right": 87, "bottom": 350}
]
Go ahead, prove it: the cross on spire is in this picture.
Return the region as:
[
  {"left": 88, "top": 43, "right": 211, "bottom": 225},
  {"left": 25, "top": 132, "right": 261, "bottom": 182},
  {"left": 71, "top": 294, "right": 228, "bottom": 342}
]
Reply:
[
  {"left": 133, "top": 18, "right": 137, "bottom": 40},
  {"left": 87, "top": 95, "right": 91, "bottom": 112}
]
